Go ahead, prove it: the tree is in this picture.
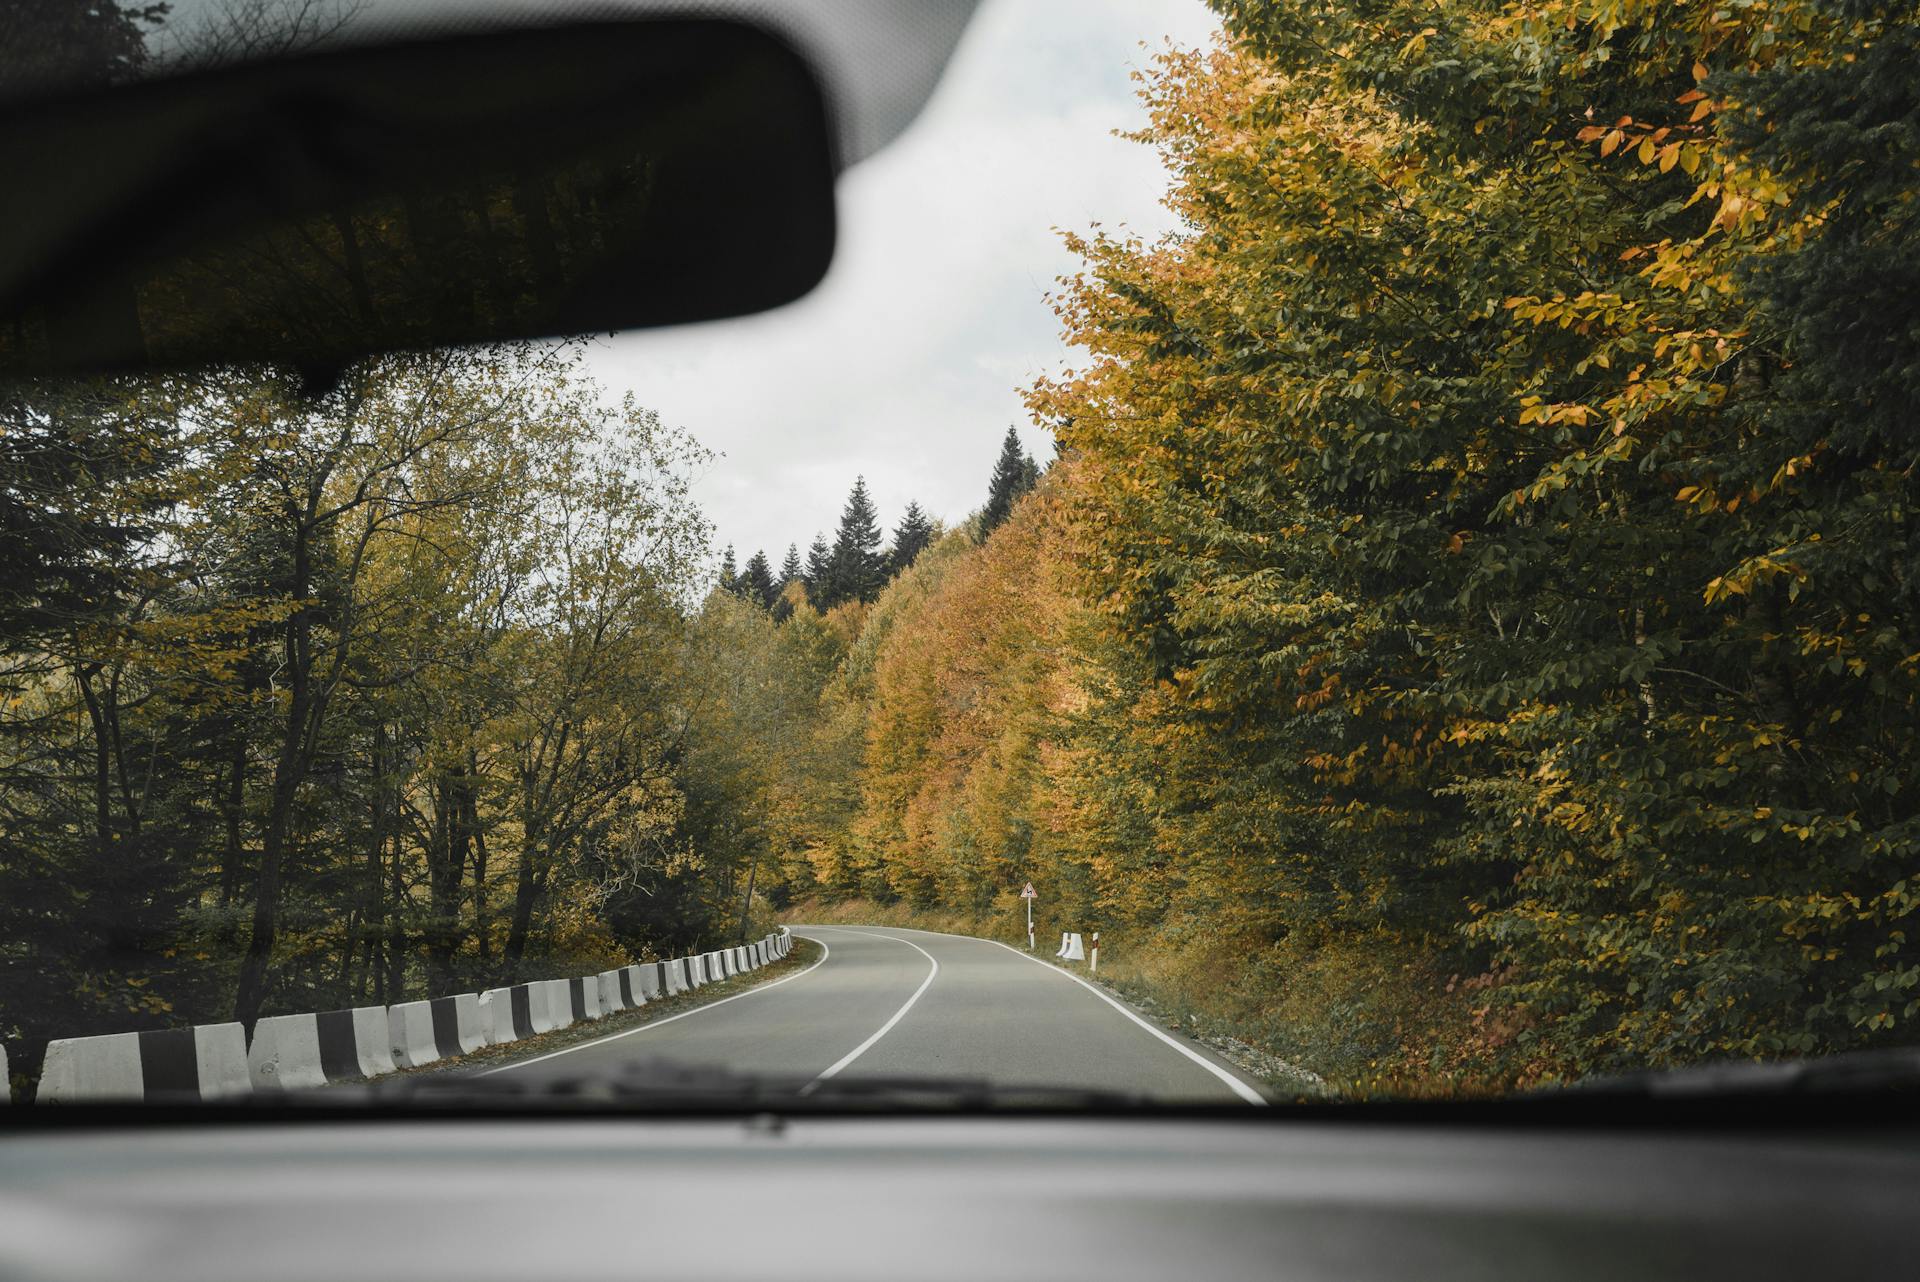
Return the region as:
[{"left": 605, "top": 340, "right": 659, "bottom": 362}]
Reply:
[
  {"left": 717, "top": 545, "right": 737, "bottom": 595},
  {"left": 224, "top": 349, "right": 571, "bottom": 1024},
  {"left": 821, "top": 478, "right": 886, "bottom": 608},
  {"left": 779, "top": 544, "right": 803, "bottom": 586},
  {"left": 887, "top": 501, "right": 935, "bottom": 576},
  {"left": 980, "top": 427, "right": 1036, "bottom": 536},
  {"left": 739, "top": 550, "right": 777, "bottom": 609},
  {"left": 6, "top": 0, "right": 168, "bottom": 97},
  {"left": 803, "top": 533, "right": 831, "bottom": 606}
]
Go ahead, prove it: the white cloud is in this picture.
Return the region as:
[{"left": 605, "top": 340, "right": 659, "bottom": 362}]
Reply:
[{"left": 584, "top": 0, "right": 1220, "bottom": 564}]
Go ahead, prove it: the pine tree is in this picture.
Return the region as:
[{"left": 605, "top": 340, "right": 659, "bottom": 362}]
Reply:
[
  {"left": 888, "top": 501, "right": 935, "bottom": 576},
  {"left": 717, "top": 544, "right": 738, "bottom": 594},
  {"left": 740, "top": 550, "right": 777, "bottom": 609},
  {"left": 803, "top": 533, "right": 831, "bottom": 608},
  {"left": 822, "top": 477, "right": 886, "bottom": 607},
  {"left": 780, "top": 543, "right": 802, "bottom": 586},
  {"left": 980, "top": 427, "right": 1036, "bottom": 536}
]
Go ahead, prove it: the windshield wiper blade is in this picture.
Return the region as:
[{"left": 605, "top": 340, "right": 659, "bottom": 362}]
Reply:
[
  {"left": 1535, "top": 1046, "right": 1920, "bottom": 1099},
  {"left": 363, "top": 1056, "right": 1149, "bottom": 1111}
]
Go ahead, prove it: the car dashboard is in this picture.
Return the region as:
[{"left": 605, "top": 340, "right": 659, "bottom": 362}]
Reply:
[{"left": 0, "top": 1109, "right": 1913, "bottom": 1282}]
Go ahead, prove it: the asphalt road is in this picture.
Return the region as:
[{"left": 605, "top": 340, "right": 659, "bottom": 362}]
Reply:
[{"left": 481, "top": 925, "right": 1265, "bottom": 1104}]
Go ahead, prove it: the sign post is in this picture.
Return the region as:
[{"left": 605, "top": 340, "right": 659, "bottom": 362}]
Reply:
[{"left": 1020, "top": 882, "right": 1037, "bottom": 950}]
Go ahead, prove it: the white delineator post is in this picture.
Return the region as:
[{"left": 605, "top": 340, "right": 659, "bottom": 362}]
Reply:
[{"left": 1090, "top": 931, "right": 1100, "bottom": 973}]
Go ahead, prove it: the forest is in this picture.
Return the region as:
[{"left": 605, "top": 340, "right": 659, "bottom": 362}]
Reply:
[
  {"left": 6, "top": 0, "right": 1920, "bottom": 1097},
  {"left": 690, "top": 0, "right": 1920, "bottom": 1093}
]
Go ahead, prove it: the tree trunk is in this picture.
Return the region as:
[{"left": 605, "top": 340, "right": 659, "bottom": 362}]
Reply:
[
  {"left": 505, "top": 837, "right": 539, "bottom": 964},
  {"left": 232, "top": 516, "right": 315, "bottom": 1027},
  {"left": 735, "top": 851, "right": 759, "bottom": 944}
]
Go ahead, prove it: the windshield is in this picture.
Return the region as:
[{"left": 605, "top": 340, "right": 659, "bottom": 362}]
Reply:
[{"left": 4, "top": 0, "right": 1918, "bottom": 1111}]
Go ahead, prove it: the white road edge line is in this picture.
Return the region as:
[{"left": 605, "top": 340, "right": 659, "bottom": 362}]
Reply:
[
  {"left": 476, "top": 939, "right": 831, "bottom": 1077},
  {"left": 820, "top": 924, "right": 1268, "bottom": 1106},
  {"left": 798, "top": 927, "right": 939, "bottom": 1093}
]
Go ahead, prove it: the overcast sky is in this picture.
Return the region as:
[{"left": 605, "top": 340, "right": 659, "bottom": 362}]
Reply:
[{"left": 585, "top": 0, "right": 1221, "bottom": 569}]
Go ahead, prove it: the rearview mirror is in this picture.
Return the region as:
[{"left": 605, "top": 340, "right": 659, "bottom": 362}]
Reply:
[{"left": 0, "top": 18, "right": 837, "bottom": 376}]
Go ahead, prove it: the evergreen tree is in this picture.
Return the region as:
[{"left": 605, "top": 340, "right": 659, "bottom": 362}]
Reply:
[
  {"left": 779, "top": 543, "right": 803, "bottom": 586},
  {"left": 717, "top": 544, "right": 737, "bottom": 594},
  {"left": 822, "top": 477, "right": 886, "bottom": 607},
  {"left": 888, "top": 501, "right": 935, "bottom": 575},
  {"left": 803, "top": 533, "right": 832, "bottom": 608},
  {"left": 740, "top": 550, "right": 777, "bottom": 609},
  {"left": 980, "top": 427, "right": 1036, "bottom": 536}
]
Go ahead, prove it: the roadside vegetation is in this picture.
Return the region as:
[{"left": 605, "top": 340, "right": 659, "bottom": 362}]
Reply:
[{"left": 718, "top": 0, "right": 1920, "bottom": 1095}]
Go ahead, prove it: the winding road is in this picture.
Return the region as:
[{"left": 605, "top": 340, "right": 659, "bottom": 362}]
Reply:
[{"left": 480, "top": 925, "right": 1265, "bottom": 1104}]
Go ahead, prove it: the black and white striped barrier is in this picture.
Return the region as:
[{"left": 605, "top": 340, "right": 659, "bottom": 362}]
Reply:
[
  {"left": 388, "top": 993, "right": 487, "bottom": 1069},
  {"left": 598, "top": 969, "right": 631, "bottom": 1013},
  {"left": 29, "top": 939, "right": 790, "bottom": 1101},
  {"left": 480, "top": 987, "right": 524, "bottom": 1044},
  {"left": 549, "top": 979, "right": 579, "bottom": 1030},
  {"left": 248, "top": 1007, "right": 394, "bottom": 1089},
  {"left": 567, "top": 976, "right": 602, "bottom": 1022},
  {"left": 39, "top": 1023, "right": 251, "bottom": 1103}
]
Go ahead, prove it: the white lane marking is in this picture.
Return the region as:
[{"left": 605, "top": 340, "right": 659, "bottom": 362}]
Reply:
[
  {"left": 799, "top": 928, "right": 940, "bottom": 1092},
  {"left": 477, "top": 940, "right": 831, "bottom": 1077},
  {"left": 813, "top": 924, "right": 1268, "bottom": 1106}
]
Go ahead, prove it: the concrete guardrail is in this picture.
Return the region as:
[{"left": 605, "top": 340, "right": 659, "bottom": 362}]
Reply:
[
  {"left": 249, "top": 1006, "right": 395, "bottom": 1089},
  {"left": 40, "top": 1024, "right": 250, "bottom": 1103},
  {"left": 388, "top": 1001, "right": 441, "bottom": 1069},
  {"left": 541, "top": 979, "right": 574, "bottom": 1031},
  {"left": 567, "top": 976, "right": 600, "bottom": 1022},
  {"left": 596, "top": 969, "right": 625, "bottom": 1014},
  {"left": 27, "top": 936, "right": 799, "bottom": 1102}
]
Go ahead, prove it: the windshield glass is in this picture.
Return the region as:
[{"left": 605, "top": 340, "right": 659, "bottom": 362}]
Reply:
[{"left": 4, "top": 0, "right": 1917, "bottom": 1110}]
